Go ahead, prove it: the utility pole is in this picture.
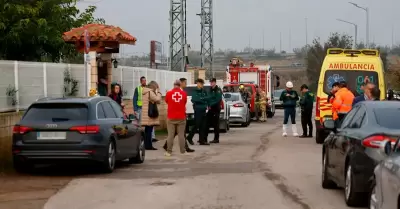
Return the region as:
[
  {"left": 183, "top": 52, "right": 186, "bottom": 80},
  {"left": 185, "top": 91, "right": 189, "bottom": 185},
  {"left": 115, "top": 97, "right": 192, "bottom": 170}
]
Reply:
[
  {"left": 289, "top": 29, "right": 291, "bottom": 52},
  {"left": 262, "top": 29, "right": 265, "bottom": 50},
  {"left": 305, "top": 18, "right": 308, "bottom": 47},
  {"left": 197, "top": 0, "right": 214, "bottom": 78},
  {"left": 337, "top": 19, "right": 357, "bottom": 49},
  {"left": 279, "top": 32, "right": 282, "bottom": 53},
  {"left": 349, "top": 2, "right": 369, "bottom": 47},
  {"left": 392, "top": 25, "right": 394, "bottom": 48},
  {"left": 169, "top": 0, "right": 187, "bottom": 72}
]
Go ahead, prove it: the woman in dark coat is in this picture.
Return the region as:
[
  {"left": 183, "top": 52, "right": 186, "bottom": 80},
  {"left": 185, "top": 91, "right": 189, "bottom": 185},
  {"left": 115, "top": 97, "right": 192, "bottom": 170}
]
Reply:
[{"left": 109, "top": 82, "right": 123, "bottom": 106}]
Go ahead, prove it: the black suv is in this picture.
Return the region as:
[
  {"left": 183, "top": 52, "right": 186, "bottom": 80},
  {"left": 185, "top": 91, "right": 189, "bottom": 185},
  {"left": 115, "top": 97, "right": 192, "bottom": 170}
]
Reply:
[{"left": 12, "top": 97, "right": 145, "bottom": 173}]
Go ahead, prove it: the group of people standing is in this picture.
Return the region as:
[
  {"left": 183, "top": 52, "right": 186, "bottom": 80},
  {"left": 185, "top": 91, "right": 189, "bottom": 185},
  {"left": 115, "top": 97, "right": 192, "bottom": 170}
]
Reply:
[
  {"left": 279, "top": 78, "right": 390, "bottom": 138},
  {"left": 279, "top": 81, "right": 314, "bottom": 137},
  {"left": 164, "top": 78, "right": 223, "bottom": 156}
]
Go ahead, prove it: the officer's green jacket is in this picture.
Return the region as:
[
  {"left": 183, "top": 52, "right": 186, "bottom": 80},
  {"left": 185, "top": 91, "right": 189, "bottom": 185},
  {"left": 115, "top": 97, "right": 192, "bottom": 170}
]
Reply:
[
  {"left": 208, "top": 85, "right": 222, "bottom": 108},
  {"left": 279, "top": 89, "right": 299, "bottom": 108},
  {"left": 300, "top": 91, "right": 314, "bottom": 111},
  {"left": 191, "top": 87, "right": 209, "bottom": 111}
]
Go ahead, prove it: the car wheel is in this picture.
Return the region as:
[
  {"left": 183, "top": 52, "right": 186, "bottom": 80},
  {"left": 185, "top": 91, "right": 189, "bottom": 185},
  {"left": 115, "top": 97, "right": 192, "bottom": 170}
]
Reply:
[
  {"left": 345, "top": 164, "right": 365, "bottom": 207},
  {"left": 102, "top": 140, "right": 116, "bottom": 173},
  {"left": 227, "top": 120, "right": 230, "bottom": 131},
  {"left": 321, "top": 151, "right": 336, "bottom": 189},
  {"left": 129, "top": 134, "right": 145, "bottom": 164},
  {"left": 13, "top": 158, "right": 33, "bottom": 173},
  {"left": 369, "top": 182, "right": 378, "bottom": 209},
  {"left": 241, "top": 117, "right": 249, "bottom": 127},
  {"left": 220, "top": 120, "right": 228, "bottom": 133}
]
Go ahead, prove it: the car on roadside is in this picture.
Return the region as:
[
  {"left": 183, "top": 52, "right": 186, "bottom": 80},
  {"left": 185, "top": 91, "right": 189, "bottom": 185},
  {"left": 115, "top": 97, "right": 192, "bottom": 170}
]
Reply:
[
  {"left": 273, "top": 89, "right": 284, "bottom": 108},
  {"left": 184, "top": 84, "right": 230, "bottom": 133},
  {"left": 12, "top": 97, "right": 145, "bottom": 173},
  {"left": 371, "top": 138, "right": 400, "bottom": 209},
  {"left": 223, "top": 92, "right": 251, "bottom": 127},
  {"left": 321, "top": 101, "right": 400, "bottom": 207}
]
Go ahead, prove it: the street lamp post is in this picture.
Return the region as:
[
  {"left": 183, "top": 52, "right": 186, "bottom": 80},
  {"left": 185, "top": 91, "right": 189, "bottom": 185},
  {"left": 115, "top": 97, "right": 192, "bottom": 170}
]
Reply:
[
  {"left": 337, "top": 19, "right": 357, "bottom": 49},
  {"left": 349, "top": 2, "right": 369, "bottom": 48}
]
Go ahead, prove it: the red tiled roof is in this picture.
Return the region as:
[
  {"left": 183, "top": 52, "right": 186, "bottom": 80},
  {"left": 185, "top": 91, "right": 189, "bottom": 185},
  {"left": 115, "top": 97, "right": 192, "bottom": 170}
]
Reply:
[{"left": 63, "top": 24, "right": 137, "bottom": 45}]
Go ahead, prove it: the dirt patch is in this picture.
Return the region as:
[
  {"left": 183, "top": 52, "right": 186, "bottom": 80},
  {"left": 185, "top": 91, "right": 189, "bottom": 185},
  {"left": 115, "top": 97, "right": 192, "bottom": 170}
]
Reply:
[
  {"left": 250, "top": 124, "right": 281, "bottom": 160},
  {"left": 252, "top": 126, "right": 311, "bottom": 209},
  {"left": 150, "top": 180, "right": 175, "bottom": 186},
  {"left": 263, "top": 168, "right": 310, "bottom": 209},
  {"left": 0, "top": 173, "right": 72, "bottom": 209}
]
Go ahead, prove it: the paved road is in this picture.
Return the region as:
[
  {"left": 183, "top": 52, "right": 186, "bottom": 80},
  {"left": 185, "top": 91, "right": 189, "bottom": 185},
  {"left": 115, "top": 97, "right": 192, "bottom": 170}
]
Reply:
[{"left": 42, "top": 110, "right": 354, "bottom": 209}]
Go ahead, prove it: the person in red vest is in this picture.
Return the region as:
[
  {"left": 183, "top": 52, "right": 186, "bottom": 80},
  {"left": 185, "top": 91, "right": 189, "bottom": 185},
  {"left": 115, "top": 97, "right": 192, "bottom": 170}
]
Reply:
[{"left": 164, "top": 80, "right": 188, "bottom": 156}]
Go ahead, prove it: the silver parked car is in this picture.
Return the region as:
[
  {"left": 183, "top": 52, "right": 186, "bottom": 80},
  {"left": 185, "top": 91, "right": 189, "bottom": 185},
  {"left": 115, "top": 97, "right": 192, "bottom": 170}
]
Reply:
[
  {"left": 273, "top": 89, "right": 284, "bottom": 108},
  {"left": 224, "top": 93, "right": 251, "bottom": 127}
]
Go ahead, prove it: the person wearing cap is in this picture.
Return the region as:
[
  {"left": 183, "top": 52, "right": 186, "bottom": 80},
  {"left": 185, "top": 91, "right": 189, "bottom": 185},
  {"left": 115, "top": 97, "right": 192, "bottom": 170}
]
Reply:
[
  {"left": 299, "top": 84, "right": 314, "bottom": 138},
  {"left": 327, "top": 82, "right": 340, "bottom": 104},
  {"left": 164, "top": 80, "right": 188, "bottom": 156},
  {"left": 332, "top": 81, "right": 355, "bottom": 126},
  {"left": 205, "top": 78, "right": 223, "bottom": 143},
  {"left": 163, "top": 78, "right": 195, "bottom": 153},
  {"left": 279, "top": 81, "right": 299, "bottom": 137},
  {"left": 187, "top": 78, "right": 210, "bottom": 145}
]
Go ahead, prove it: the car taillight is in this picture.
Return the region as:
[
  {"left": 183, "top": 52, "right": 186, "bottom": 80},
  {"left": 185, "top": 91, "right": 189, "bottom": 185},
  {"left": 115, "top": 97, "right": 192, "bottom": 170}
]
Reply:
[
  {"left": 316, "top": 96, "right": 320, "bottom": 118},
  {"left": 233, "top": 103, "right": 244, "bottom": 107},
  {"left": 13, "top": 125, "right": 33, "bottom": 134},
  {"left": 70, "top": 125, "right": 99, "bottom": 134},
  {"left": 362, "top": 135, "right": 397, "bottom": 148},
  {"left": 220, "top": 100, "right": 224, "bottom": 109}
]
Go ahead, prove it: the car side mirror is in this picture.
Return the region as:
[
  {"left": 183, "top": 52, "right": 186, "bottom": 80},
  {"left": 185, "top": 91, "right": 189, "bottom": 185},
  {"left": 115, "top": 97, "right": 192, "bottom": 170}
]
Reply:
[
  {"left": 380, "top": 140, "right": 393, "bottom": 156},
  {"left": 323, "top": 120, "right": 336, "bottom": 131}
]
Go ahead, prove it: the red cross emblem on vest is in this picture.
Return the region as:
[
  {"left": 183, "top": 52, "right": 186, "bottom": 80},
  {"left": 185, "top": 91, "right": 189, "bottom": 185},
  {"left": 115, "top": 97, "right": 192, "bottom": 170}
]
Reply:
[{"left": 172, "top": 92, "right": 183, "bottom": 102}]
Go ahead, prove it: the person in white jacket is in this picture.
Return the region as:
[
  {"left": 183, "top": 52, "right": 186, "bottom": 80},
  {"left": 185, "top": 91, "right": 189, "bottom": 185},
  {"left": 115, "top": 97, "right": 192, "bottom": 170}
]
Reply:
[{"left": 279, "top": 81, "right": 299, "bottom": 137}]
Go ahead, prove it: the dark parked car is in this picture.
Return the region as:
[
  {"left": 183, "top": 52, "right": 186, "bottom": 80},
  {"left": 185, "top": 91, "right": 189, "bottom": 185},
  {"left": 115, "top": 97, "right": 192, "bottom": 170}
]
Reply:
[
  {"left": 371, "top": 139, "right": 400, "bottom": 209},
  {"left": 12, "top": 97, "right": 145, "bottom": 173},
  {"left": 321, "top": 101, "right": 400, "bottom": 207}
]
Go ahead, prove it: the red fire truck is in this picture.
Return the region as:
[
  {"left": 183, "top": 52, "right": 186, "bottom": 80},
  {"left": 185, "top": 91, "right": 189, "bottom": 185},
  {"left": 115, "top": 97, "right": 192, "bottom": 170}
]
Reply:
[{"left": 224, "top": 58, "right": 280, "bottom": 118}]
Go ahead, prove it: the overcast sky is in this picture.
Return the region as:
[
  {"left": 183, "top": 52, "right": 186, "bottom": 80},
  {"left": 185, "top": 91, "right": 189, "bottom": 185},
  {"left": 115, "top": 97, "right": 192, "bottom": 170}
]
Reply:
[{"left": 78, "top": 0, "right": 399, "bottom": 55}]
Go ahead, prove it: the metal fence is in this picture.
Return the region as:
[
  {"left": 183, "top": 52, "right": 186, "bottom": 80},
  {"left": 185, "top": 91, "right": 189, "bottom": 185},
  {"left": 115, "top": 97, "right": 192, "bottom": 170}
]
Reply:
[
  {"left": 0, "top": 61, "right": 191, "bottom": 112},
  {"left": 112, "top": 66, "right": 191, "bottom": 99}
]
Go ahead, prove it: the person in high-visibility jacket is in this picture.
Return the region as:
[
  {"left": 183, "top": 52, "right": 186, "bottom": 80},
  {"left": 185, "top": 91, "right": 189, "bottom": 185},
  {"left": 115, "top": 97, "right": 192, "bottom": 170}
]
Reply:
[
  {"left": 133, "top": 76, "right": 147, "bottom": 123},
  {"left": 332, "top": 81, "right": 355, "bottom": 126}
]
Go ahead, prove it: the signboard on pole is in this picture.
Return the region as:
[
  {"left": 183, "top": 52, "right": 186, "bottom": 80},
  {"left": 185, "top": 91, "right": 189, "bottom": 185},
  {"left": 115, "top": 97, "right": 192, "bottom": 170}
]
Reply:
[
  {"left": 83, "top": 29, "right": 90, "bottom": 97},
  {"left": 84, "top": 29, "right": 90, "bottom": 54},
  {"left": 150, "top": 41, "right": 162, "bottom": 64}
]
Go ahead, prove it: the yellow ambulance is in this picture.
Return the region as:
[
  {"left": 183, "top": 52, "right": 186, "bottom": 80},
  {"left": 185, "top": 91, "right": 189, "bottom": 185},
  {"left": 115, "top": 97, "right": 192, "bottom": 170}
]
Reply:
[{"left": 315, "top": 48, "right": 386, "bottom": 144}]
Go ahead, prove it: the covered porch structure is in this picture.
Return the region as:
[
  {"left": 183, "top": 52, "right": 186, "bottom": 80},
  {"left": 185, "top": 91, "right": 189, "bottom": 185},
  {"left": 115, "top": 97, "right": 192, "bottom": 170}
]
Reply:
[{"left": 63, "top": 24, "right": 137, "bottom": 95}]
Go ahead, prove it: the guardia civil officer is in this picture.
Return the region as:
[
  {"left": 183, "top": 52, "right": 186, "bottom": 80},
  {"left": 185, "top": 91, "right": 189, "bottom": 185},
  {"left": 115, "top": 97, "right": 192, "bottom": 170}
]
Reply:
[
  {"left": 299, "top": 84, "right": 314, "bottom": 138},
  {"left": 206, "top": 78, "right": 223, "bottom": 143},
  {"left": 187, "top": 79, "right": 210, "bottom": 145}
]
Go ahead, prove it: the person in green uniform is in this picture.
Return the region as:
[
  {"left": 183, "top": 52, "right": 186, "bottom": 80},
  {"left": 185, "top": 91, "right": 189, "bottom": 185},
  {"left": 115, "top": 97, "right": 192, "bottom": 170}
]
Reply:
[
  {"left": 299, "top": 84, "right": 314, "bottom": 138},
  {"left": 206, "top": 78, "right": 223, "bottom": 143},
  {"left": 187, "top": 79, "right": 210, "bottom": 145}
]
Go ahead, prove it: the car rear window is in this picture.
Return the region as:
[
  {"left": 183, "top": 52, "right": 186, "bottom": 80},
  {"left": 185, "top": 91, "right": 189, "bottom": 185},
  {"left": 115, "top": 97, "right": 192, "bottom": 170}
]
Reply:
[
  {"left": 374, "top": 108, "right": 400, "bottom": 129},
  {"left": 223, "top": 85, "right": 253, "bottom": 94},
  {"left": 23, "top": 103, "right": 88, "bottom": 121},
  {"left": 224, "top": 93, "right": 240, "bottom": 101}
]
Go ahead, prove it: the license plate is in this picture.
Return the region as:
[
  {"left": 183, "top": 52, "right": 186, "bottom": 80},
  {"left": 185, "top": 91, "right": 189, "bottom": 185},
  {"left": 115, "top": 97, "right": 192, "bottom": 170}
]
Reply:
[{"left": 37, "top": 132, "right": 66, "bottom": 140}]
